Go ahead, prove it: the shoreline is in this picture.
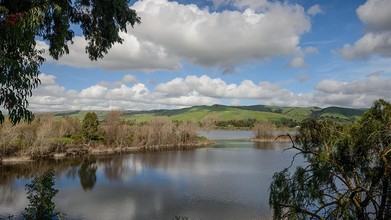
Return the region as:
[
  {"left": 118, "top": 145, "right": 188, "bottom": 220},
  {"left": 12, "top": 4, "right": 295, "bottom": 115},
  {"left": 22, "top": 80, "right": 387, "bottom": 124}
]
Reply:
[
  {"left": 0, "top": 141, "right": 213, "bottom": 165},
  {"left": 1, "top": 134, "right": 295, "bottom": 165}
]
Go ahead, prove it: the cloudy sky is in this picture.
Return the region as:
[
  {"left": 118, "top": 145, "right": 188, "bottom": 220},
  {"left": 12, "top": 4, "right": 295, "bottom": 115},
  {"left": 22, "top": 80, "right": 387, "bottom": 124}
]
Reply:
[{"left": 33, "top": 0, "right": 391, "bottom": 111}]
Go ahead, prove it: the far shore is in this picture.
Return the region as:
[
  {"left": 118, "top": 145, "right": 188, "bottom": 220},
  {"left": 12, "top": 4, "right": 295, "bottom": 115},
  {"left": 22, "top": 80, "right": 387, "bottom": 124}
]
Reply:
[
  {"left": 0, "top": 141, "right": 213, "bottom": 165},
  {"left": 0, "top": 136, "right": 297, "bottom": 164}
]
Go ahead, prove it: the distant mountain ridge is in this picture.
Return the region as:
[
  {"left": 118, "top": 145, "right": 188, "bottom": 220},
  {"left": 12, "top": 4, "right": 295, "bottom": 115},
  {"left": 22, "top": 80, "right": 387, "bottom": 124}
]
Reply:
[{"left": 52, "top": 104, "right": 366, "bottom": 123}]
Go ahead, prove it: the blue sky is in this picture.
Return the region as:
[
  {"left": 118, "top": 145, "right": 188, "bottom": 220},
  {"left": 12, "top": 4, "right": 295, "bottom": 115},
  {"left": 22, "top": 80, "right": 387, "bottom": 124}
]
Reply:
[{"left": 32, "top": 0, "right": 391, "bottom": 111}]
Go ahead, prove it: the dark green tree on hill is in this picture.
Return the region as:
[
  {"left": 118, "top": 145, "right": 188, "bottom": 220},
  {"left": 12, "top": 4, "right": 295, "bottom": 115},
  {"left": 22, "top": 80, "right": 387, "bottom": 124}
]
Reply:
[
  {"left": 0, "top": 0, "right": 140, "bottom": 124},
  {"left": 82, "top": 112, "right": 99, "bottom": 142},
  {"left": 269, "top": 99, "right": 391, "bottom": 219}
]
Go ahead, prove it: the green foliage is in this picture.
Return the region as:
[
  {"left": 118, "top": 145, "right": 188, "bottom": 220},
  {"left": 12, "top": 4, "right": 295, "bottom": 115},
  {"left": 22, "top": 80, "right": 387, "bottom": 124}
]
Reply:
[
  {"left": 23, "top": 170, "right": 63, "bottom": 220},
  {"left": 44, "top": 105, "right": 365, "bottom": 124},
  {"left": 269, "top": 99, "right": 391, "bottom": 219},
  {"left": 82, "top": 112, "right": 99, "bottom": 141},
  {"left": 0, "top": 0, "right": 140, "bottom": 124},
  {"left": 214, "top": 118, "right": 257, "bottom": 128},
  {"left": 119, "top": 105, "right": 363, "bottom": 123},
  {"left": 312, "top": 106, "right": 365, "bottom": 122}
]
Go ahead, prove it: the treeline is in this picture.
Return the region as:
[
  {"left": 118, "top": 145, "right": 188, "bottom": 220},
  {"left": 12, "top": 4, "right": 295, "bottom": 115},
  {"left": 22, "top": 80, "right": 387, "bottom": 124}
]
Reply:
[
  {"left": 0, "top": 111, "right": 201, "bottom": 158},
  {"left": 202, "top": 118, "right": 298, "bottom": 129}
]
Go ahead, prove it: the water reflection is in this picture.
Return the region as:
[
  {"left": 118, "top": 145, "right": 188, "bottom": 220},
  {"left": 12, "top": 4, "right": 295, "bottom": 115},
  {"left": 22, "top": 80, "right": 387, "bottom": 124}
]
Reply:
[
  {"left": 0, "top": 132, "right": 299, "bottom": 219},
  {"left": 198, "top": 130, "right": 254, "bottom": 140},
  {"left": 253, "top": 141, "right": 290, "bottom": 150},
  {"left": 78, "top": 159, "right": 97, "bottom": 191},
  {"left": 101, "top": 156, "right": 143, "bottom": 182}
]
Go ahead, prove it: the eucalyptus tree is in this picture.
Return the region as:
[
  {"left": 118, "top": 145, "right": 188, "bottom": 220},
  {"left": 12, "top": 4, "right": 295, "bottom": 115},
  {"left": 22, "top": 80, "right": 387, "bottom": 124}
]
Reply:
[
  {"left": 0, "top": 0, "right": 140, "bottom": 124},
  {"left": 269, "top": 99, "right": 391, "bottom": 219}
]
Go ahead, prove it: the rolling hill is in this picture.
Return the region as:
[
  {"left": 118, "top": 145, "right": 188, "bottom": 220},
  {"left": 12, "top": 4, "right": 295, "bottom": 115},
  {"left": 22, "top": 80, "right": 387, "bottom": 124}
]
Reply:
[{"left": 52, "top": 104, "right": 366, "bottom": 124}]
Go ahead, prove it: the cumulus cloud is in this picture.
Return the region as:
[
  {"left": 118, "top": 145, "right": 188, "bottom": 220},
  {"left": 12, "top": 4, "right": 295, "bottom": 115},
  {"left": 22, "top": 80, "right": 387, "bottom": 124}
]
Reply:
[
  {"left": 314, "top": 74, "right": 391, "bottom": 107},
  {"left": 39, "top": 73, "right": 57, "bottom": 85},
  {"left": 132, "top": 0, "right": 310, "bottom": 72},
  {"left": 307, "top": 5, "right": 322, "bottom": 16},
  {"left": 357, "top": 0, "right": 391, "bottom": 32},
  {"left": 29, "top": 73, "right": 391, "bottom": 111},
  {"left": 29, "top": 74, "right": 219, "bottom": 111},
  {"left": 340, "top": 0, "right": 391, "bottom": 60},
  {"left": 40, "top": 0, "right": 310, "bottom": 72},
  {"left": 155, "top": 75, "right": 294, "bottom": 100},
  {"left": 340, "top": 32, "right": 391, "bottom": 59},
  {"left": 39, "top": 34, "right": 181, "bottom": 71},
  {"left": 29, "top": 74, "right": 298, "bottom": 111}
]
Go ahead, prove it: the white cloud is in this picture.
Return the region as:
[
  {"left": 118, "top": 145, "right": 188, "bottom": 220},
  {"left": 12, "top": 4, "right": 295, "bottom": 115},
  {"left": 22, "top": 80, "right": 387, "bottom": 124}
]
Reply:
[
  {"left": 132, "top": 0, "right": 310, "bottom": 72},
  {"left": 39, "top": 34, "right": 181, "bottom": 71},
  {"left": 315, "top": 80, "right": 345, "bottom": 94},
  {"left": 307, "top": 5, "right": 322, "bottom": 16},
  {"left": 80, "top": 85, "right": 109, "bottom": 99},
  {"left": 122, "top": 74, "right": 138, "bottom": 84},
  {"left": 40, "top": 0, "right": 310, "bottom": 72},
  {"left": 357, "top": 0, "right": 391, "bottom": 32},
  {"left": 287, "top": 57, "right": 305, "bottom": 68},
  {"left": 340, "top": 0, "right": 391, "bottom": 60},
  {"left": 39, "top": 73, "right": 57, "bottom": 85},
  {"left": 210, "top": 0, "right": 230, "bottom": 8},
  {"left": 155, "top": 75, "right": 293, "bottom": 100},
  {"left": 30, "top": 74, "right": 219, "bottom": 111},
  {"left": 97, "top": 74, "right": 139, "bottom": 89},
  {"left": 340, "top": 32, "right": 391, "bottom": 60},
  {"left": 29, "top": 73, "right": 391, "bottom": 111},
  {"left": 233, "top": 0, "right": 269, "bottom": 11},
  {"left": 314, "top": 74, "right": 391, "bottom": 107}
]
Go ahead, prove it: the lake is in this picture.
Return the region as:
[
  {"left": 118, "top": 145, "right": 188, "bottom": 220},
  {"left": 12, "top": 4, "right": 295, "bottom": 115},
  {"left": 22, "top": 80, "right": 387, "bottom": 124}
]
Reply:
[{"left": 0, "top": 130, "right": 298, "bottom": 220}]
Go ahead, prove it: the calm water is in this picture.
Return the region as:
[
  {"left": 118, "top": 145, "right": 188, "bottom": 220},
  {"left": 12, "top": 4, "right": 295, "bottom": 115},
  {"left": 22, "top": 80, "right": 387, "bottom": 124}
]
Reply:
[{"left": 0, "top": 131, "right": 298, "bottom": 220}]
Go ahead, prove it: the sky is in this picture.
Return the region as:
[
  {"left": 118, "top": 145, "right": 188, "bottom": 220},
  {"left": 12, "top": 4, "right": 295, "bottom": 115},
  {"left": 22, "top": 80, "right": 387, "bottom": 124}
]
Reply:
[{"left": 32, "top": 0, "right": 391, "bottom": 111}]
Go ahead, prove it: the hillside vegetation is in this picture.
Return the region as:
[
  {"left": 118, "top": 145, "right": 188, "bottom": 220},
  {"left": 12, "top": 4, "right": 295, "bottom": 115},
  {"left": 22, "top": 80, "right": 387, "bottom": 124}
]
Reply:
[{"left": 52, "top": 104, "right": 366, "bottom": 124}]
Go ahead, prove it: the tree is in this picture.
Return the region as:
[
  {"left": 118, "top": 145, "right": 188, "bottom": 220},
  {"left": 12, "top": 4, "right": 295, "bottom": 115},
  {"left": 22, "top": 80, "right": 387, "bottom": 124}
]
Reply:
[
  {"left": 23, "top": 170, "right": 63, "bottom": 219},
  {"left": 82, "top": 112, "right": 99, "bottom": 141},
  {"left": 0, "top": 0, "right": 140, "bottom": 124},
  {"left": 253, "top": 121, "right": 276, "bottom": 139},
  {"left": 103, "top": 110, "right": 123, "bottom": 145},
  {"left": 269, "top": 99, "right": 391, "bottom": 219}
]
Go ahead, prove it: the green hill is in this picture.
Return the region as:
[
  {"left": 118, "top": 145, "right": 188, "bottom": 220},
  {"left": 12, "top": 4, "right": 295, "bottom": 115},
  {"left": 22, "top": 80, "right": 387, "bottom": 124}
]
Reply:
[
  {"left": 51, "top": 104, "right": 366, "bottom": 124},
  {"left": 311, "top": 106, "right": 365, "bottom": 121}
]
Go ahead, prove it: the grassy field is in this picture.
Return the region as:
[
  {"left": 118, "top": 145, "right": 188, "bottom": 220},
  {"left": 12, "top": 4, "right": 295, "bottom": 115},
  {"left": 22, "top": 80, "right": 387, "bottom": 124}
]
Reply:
[{"left": 51, "top": 104, "right": 366, "bottom": 123}]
